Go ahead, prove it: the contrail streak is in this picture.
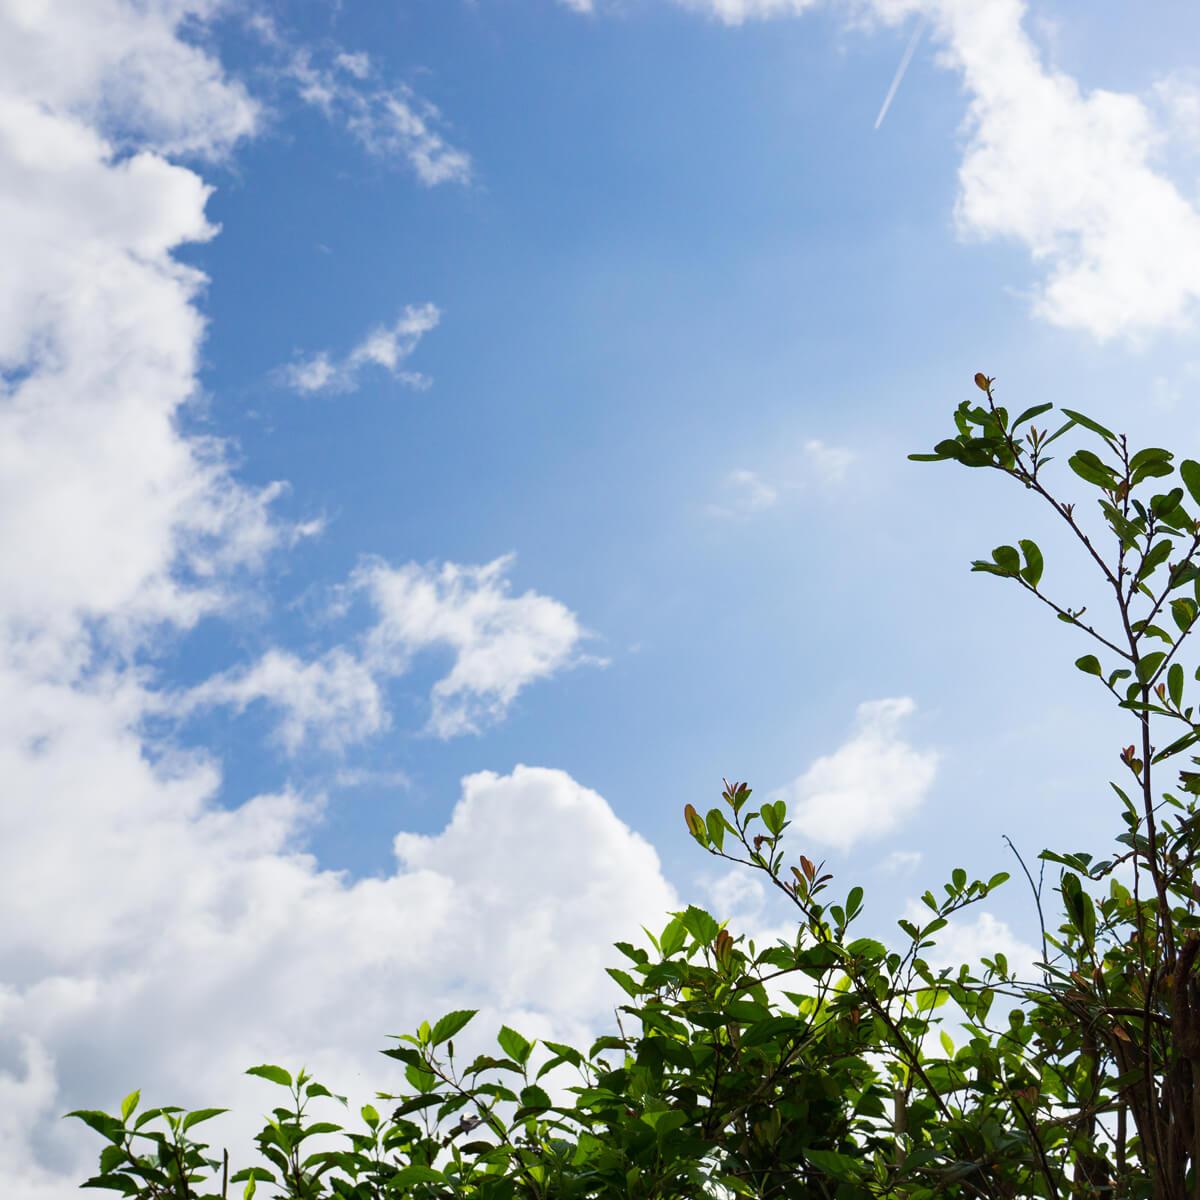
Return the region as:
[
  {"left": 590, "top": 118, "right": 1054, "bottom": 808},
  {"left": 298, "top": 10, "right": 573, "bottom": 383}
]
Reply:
[{"left": 874, "top": 15, "right": 927, "bottom": 130}]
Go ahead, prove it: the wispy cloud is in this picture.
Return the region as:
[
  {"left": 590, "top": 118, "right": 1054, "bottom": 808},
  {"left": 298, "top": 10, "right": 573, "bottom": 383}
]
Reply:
[
  {"left": 283, "top": 48, "right": 470, "bottom": 186},
  {"left": 177, "top": 648, "right": 388, "bottom": 754},
  {"left": 278, "top": 303, "right": 440, "bottom": 395},
  {"left": 768, "top": 698, "right": 940, "bottom": 852},
  {"left": 708, "top": 438, "right": 855, "bottom": 516}
]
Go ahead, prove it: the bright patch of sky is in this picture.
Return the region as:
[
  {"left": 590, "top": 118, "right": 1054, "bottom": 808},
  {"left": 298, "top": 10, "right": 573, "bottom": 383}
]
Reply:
[{"left": 3, "top": 0, "right": 1200, "bottom": 1193}]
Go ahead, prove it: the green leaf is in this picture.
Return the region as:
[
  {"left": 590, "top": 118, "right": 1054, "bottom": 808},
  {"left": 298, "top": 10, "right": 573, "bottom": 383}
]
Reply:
[
  {"left": 1040, "top": 417, "right": 1078, "bottom": 450},
  {"left": 659, "top": 914, "right": 687, "bottom": 958},
  {"left": 705, "top": 807, "right": 726, "bottom": 852},
  {"left": 1169, "top": 662, "right": 1185, "bottom": 708},
  {"left": 517, "top": 1084, "right": 552, "bottom": 1111},
  {"left": 1068, "top": 449, "right": 1118, "bottom": 488},
  {"left": 991, "top": 545, "right": 1020, "bottom": 574},
  {"left": 605, "top": 967, "right": 640, "bottom": 999},
  {"left": 1138, "top": 538, "right": 1174, "bottom": 582},
  {"left": 1136, "top": 651, "right": 1168, "bottom": 684},
  {"left": 431, "top": 1010, "right": 477, "bottom": 1047},
  {"left": 1152, "top": 487, "right": 1185, "bottom": 517},
  {"left": 679, "top": 904, "right": 720, "bottom": 944},
  {"left": 1060, "top": 407, "right": 1117, "bottom": 443},
  {"left": 1018, "top": 539, "right": 1044, "bottom": 587},
  {"left": 1181, "top": 460, "right": 1200, "bottom": 508},
  {"left": 496, "top": 1025, "right": 533, "bottom": 1065},
  {"left": 1130, "top": 446, "right": 1173, "bottom": 470},
  {"left": 179, "top": 1108, "right": 228, "bottom": 1134},
  {"left": 119, "top": 1091, "right": 140, "bottom": 1124},
  {"left": 846, "top": 886, "right": 864, "bottom": 918},
  {"left": 1172, "top": 598, "right": 1197, "bottom": 632},
  {"left": 245, "top": 1065, "right": 293, "bottom": 1089},
  {"left": 1075, "top": 655, "right": 1102, "bottom": 677},
  {"left": 1012, "top": 402, "right": 1053, "bottom": 430}
]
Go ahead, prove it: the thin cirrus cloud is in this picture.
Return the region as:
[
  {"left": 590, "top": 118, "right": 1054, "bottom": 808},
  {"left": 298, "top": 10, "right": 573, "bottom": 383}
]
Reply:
[
  {"left": 277, "top": 303, "right": 441, "bottom": 395},
  {"left": 561, "top": 0, "right": 1200, "bottom": 343},
  {"left": 767, "top": 698, "right": 940, "bottom": 852},
  {"left": 282, "top": 45, "right": 470, "bottom": 187}
]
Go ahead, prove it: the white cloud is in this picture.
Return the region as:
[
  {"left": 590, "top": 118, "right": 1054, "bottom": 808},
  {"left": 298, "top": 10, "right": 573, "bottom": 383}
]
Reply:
[
  {"left": 877, "top": 848, "right": 922, "bottom": 873},
  {"left": 279, "top": 304, "right": 440, "bottom": 395},
  {"left": 0, "top": 0, "right": 259, "bottom": 163},
  {"left": 669, "top": 0, "right": 820, "bottom": 21},
  {"left": 0, "top": 11, "right": 603, "bottom": 1195},
  {"left": 650, "top": 0, "right": 1200, "bottom": 341},
  {"left": 768, "top": 698, "right": 940, "bottom": 851},
  {"left": 178, "top": 648, "right": 388, "bottom": 753},
  {"left": 802, "top": 437, "right": 855, "bottom": 482},
  {"left": 353, "top": 554, "right": 600, "bottom": 738},
  {"left": 170, "top": 553, "right": 596, "bottom": 751},
  {"left": 709, "top": 439, "right": 855, "bottom": 516},
  {"left": 1, "top": 751, "right": 705, "bottom": 1196},
  {"left": 708, "top": 467, "right": 778, "bottom": 517},
  {"left": 284, "top": 48, "right": 471, "bottom": 186}
]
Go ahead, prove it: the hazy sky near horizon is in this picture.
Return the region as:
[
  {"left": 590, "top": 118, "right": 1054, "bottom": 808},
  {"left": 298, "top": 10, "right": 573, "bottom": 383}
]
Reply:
[{"left": 6, "top": 0, "right": 1200, "bottom": 1194}]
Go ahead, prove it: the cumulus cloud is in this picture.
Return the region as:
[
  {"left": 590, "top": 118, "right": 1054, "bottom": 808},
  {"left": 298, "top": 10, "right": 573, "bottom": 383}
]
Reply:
[
  {"left": 172, "top": 554, "right": 596, "bottom": 750},
  {"left": 284, "top": 47, "right": 471, "bottom": 186},
  {"left": 278, "top": 303, "right": 441, "bottom": 395},
  {"left": 1, "top": 754, "right": 703, "bottom": 1196},
  {"left": 353, "top": 553, "right": 600, "bottom": 738},
  {"left": 768, "top": 698, "right": 940, "bottom": 851},
  {"left": 0, "top": 0, "right": 259, "bottom": 162}
]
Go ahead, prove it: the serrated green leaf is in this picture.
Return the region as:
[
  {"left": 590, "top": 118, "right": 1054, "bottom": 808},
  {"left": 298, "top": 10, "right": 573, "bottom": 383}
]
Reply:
[
  {"left": 605, "top": 967, "right": 640, "bottom": 999},
  {"left": 496, "top": 1025, "right": 532, "bottom": 1065},
  {"left": 431, "top": 1010, "right": 477, "bottom": 1047}
]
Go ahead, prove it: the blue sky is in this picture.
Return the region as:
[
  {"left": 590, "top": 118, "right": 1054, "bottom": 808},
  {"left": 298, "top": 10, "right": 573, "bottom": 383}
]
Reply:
[{"left": 7, "top": 0, "right": 1200, "bottom": 1193}]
